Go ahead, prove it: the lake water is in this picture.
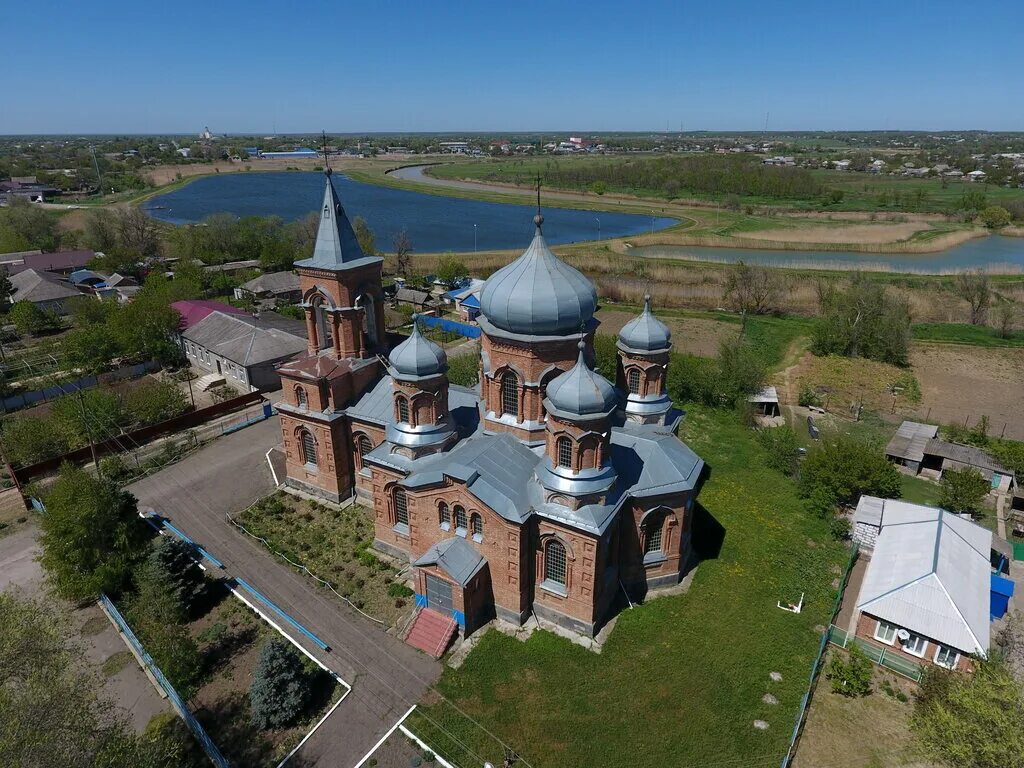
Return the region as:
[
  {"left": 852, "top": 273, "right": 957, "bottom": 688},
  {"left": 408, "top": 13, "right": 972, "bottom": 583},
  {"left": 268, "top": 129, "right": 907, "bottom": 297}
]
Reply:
[
  {"left": 142, "top": 171, "right": 678, "bottom": 252},
  {"left": 628, "top": 235, "right": 1024, "bottom": 274}
]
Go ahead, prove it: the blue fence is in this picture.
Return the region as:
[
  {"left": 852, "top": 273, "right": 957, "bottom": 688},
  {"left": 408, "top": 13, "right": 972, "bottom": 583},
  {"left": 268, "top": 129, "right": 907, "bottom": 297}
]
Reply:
[
  {"left": 98, "top": 594, "right": 230, "bottom": 768},
  {"left": 0, "top": 360, "right": 159, "bottom": 413},
  {"left": 417, "top": 315, "right": 481, "bottom": 339},
  {"left": 234, "top": 577, "right": 330, "bottom": 652}
]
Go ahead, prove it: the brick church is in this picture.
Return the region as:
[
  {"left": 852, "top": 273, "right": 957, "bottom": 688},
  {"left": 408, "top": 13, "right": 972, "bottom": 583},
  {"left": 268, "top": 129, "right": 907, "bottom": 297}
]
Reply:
[{"left": 276, "top": 170, "right": 706, "bottom": 637}]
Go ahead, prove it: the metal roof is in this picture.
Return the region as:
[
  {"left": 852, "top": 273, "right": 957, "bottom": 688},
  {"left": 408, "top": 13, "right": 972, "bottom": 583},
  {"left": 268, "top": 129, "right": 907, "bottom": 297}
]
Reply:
[
  {"left": 855, "top": 498, "right": 991, "bottom": 655},
  {"left": 239, "top": 271, "right": 300, "bottom": 294},
  {"left": 414, "top": 537, "right": 486, "bottom": 587},
  {"left": 346, "top": 377, "right": 480, "bottom": 434},
  {"left": 885, "top": 421, "right": 939, "bottom": 463},
  {"left": 182, "top": 310, "right": 307, "bottom": 367},
  {"left": 747, "top": 385, "right": 779, "bottom": 405},
  {"left": 172, "top": 299, "right": 249, "bottom": 329},
  {"left": 293, "top": 174, "right": 383, "bottom": 272},
  {"left": 926, "top": 438, "right": 1009, "bottom": 476},
  {"left": 9, "top": 269, "right": 82, "bottom": 303},
  {"left": 609, "top": 425, "right": 705, "bottom": 499},
  {"left": 617, "top": 295, "right": 671, "bottom": 354},
  {"left": 478, "top": 221, "right": 597, "bottom": 336},
  {"left": 388, "top": 322, "right": 447, "bottom": 381},
  {"left": 544, "top": 343, "right": 617, "bottom": 417}
]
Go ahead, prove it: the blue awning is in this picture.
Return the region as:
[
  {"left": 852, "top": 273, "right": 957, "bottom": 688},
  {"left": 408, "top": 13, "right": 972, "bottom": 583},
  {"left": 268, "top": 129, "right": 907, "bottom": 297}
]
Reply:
[{"left": 461, "top": 294, "right": 480, "bottom": 309}]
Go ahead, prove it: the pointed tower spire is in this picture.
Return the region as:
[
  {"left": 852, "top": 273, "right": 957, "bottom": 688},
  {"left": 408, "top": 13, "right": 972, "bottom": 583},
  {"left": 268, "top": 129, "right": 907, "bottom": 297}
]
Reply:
[{"left": 321, "top": 130, "right": 332, "bottom": 177}]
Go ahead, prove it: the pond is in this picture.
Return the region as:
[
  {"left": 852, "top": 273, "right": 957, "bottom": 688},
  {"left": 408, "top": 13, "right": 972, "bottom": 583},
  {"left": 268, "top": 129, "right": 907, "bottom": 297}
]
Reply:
[
  {"left": 142, "top": 171, "right": 677, "bottom": 252},
  {"left": 627, "top": 235, "right": 1024, "bottom": 274}
]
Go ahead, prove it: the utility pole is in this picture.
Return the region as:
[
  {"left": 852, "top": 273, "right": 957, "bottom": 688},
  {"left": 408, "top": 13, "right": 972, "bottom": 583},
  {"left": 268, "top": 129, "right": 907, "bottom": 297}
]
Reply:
[{"left": 77, "top": 388, "right": 100, "bottom": 474}]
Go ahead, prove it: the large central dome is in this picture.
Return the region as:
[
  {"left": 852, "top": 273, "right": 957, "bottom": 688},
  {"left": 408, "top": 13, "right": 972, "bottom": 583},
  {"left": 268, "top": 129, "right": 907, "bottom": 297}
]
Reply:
[{"left": 479, "top": 219, "right": 597, "bottom": 336}]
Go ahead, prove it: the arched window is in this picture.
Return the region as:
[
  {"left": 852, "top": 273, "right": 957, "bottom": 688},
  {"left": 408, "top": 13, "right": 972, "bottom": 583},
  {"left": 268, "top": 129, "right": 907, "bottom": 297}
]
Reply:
[
  {"left": 627, "top": 367, "right": 642, "bottom": 395},
  {"left": 438, "top": 502, "right": 451, "bottom": 528},
  {"left": 396, "top": 395, "right": 410, "bottom": 424},
  {"left": 556, "top": 436, "right": 573, "bottom": 469},
  {"left": 299, "top": 429, "right": 317, "bottom": 467},
  {"left": 454, "top": 505, "right": 467, "bottom": 532},
  {"left": 393, "top": 487, "right": 409, "bottom": 527},
  {"left": 644, "top": 514, "right": 665, "bottom": 556},
  {"left": 470, "top": 513, "right": 483, "bottom": 541},
  {"left": 500, "top": 370, "right": 519, "bottom": 418},
  {"left": 355, "top": 434, "right": 372, "bottom": 469},
  {"left": 544, "top": 540, "right": 567, "bottom": 587},
  {"left": 296, "top": 386, "right": 307, "bottom": 407}
]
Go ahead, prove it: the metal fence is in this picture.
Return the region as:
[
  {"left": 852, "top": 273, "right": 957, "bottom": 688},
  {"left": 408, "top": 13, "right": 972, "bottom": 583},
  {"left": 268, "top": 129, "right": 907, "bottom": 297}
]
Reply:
[
  {"left": 416, "top": 314, "right": 481, "bottom": 339},
  {"left": 0, "top": 360, "right": 160, "bottom": 412},
  {"left": 780, "top": 543, "right": 859, "bottom": 768},
  {"left": 98, "top": 594, "right": 230, "bottom": 768},
  {"left": 827, "top": 625, "right": 925, "bottom": 682}
]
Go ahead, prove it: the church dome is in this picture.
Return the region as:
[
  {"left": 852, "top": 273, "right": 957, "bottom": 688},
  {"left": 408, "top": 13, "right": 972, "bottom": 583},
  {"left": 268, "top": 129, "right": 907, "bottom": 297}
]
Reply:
[
  {"left": 545, "top": 343, "right": 617, "bottom": 416},
  {"left": 388, "top": 319, "right": 447, "bottom": 379},
  {"left": 617, "top": 294, "right": 671, "bottom": 353},
  {"left": 479, "top": 216, "right": 597, "bottom": 336}
]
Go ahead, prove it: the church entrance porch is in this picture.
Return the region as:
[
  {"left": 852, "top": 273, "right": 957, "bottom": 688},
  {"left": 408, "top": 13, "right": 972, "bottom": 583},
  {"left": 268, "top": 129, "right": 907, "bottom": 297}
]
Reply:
[{"left": 412, "top": 537, "right": 493, "bottom": 634}]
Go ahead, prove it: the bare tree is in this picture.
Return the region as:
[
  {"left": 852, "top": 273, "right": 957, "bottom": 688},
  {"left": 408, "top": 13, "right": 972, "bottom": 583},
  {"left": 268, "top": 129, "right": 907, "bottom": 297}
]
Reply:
[
  {"left": 992, "top": 301, "right": 1019, "bottom": 339},
  {"left": 115, "top": 207, "right": 162, "bottom": 260},
  {"left": 954, "top": 270, "right": 991, "bottom": 325},
  {"left": 722, "top": 261, "right": 784, "bottom": 315},
  {"left": 392, "top": 228, "right": 413, "bottom": 276}
]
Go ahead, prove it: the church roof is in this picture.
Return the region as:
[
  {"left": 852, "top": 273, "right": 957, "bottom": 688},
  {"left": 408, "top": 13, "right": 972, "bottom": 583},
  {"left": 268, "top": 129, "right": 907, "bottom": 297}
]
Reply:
[
  {"left": 617, "top": 294, "right": 671, "bottom": 353},
  {"left": 609, "top": 425, "right": 705, "bottom": 499},
  {"left": 544, "top": 342, "right": 617, "bottom": 417},
  {"left": 293, "top": 174, "right": 382, "bottom": 272},
  {"left": 414, "top": 537, "right": 486, "bottom": 587},
  {"left": 345, "top": 377, "right": 480, "bottom": 434},
  {"left": 478, "top": 215, "right": 596, "bottom": 336},
  {"left": 388, "top": 320, "right": 447, "bottom": 381}
]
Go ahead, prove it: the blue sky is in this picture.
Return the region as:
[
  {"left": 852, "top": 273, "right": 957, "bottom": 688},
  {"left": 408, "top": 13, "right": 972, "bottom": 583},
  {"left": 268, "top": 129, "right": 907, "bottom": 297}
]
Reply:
[{"left": 4, "top": 0, "right": 1023, "bottom": 134}]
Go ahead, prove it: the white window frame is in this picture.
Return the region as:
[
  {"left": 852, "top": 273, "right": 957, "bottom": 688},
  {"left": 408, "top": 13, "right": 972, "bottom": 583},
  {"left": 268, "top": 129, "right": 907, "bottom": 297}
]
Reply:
[
  {"left": 902, "top": 633, "right": 928, "bottom": 658},
  {"left": 933, "top": 644, "right": 960, "bottom": 669},
  {"left": 873, "top": 620, "right": 897, "bottom": 645}
]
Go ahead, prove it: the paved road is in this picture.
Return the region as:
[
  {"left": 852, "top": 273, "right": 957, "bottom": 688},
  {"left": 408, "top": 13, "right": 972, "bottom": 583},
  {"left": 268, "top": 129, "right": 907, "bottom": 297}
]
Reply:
[{"left": 128, "top": 416, "right": 441, "bottom": 767}]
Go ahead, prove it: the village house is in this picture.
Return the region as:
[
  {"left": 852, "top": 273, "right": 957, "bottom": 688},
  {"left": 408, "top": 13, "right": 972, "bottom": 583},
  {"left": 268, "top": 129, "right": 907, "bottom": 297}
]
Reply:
[
  {"left": 885, "top": 421, "right": 1016, "bottom": 494},
  {"left": 849, "top": 497, "right": 1009, "bottom": 672},
  {"left": 273, "top": 169, "right": 707, "bottom": 646},
  {"left": 234, "top": 271, "right": 302, "bottom": 305},
  {"left": 443, "top": 278, "right": 485, "bottom": 322},
  {"left": 8, "top": 268, "right": 84, "bottom": 314}
]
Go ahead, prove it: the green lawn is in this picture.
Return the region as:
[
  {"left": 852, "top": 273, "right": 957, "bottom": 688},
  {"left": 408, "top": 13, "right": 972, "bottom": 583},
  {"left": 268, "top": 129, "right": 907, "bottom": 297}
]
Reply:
[
  {"left": 912, "top": 322, "right": 1024, "bottom": 347},
  {"left": 899, "top": 474, "right": 943, "bottom": 506},
  {"left": 408, "top": 406, "right": 847, "bottom": 768}
]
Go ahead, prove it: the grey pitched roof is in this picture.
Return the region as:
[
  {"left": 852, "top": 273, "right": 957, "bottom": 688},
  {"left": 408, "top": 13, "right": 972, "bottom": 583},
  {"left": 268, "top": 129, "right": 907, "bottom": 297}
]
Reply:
[
  {"left": 395, "top": 287, "right": 432, "bottom": 305},
  {"left": 388, "top": 322, "right": 447, "bottom": 381},
  {"left": 886, "top": 421, "right": 939, "bottom": 463},
  {"left": 478, "top": 221, "right": 597, "bottom": 336},
  {"left": 855, "top": 500, "right": 991, "bottom": 655},
  {"left": 239, "top": 271, "right": 300, "bottom": 294},
  {"left": 345, "top": 377, "right": 480, "bottom": 435},
  {"left": 617, "top": 295, "right": 671, "bottom": 353},
  {"left": 402, "top": 432, "right": 540, "bottom": 524},
  {"left": 9, "top": 268, "right": 82, "bottom": 303},
  {"left": 609, "top": 425, "right": 705, "bottom": 499},
  {"left": 926, "top": 438, "right": 1009, "bottom": 476},
  {"left": 414, "top": 537, "right": 486, "bottom": 587},
  {"left": 544, "top": 343, "right": 617, "bottom": 417},
  {"left": 182, "top": 310, "right": 307, "bottom": 367},
  {"left": 294, "top": 174, "right": 382, "bottom": 272}
]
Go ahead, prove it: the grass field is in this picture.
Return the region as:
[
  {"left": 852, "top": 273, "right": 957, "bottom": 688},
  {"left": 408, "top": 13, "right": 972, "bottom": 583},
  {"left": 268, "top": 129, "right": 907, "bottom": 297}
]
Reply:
[{"left": 407, "top": 406, "right": 848, "bottom": 768}]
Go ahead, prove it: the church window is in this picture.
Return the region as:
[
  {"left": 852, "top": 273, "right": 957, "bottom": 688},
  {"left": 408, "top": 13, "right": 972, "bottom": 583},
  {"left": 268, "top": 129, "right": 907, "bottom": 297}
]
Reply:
[
  {"left": 544, "top": 540, "right": 567, "bottom": 587},
  {"left": 296, "top": 387, "right": 307, "bottom": 407},
  {"left": 470, "top": 513, "right": 483, "bottom": 541},
  {"left": 393, "top": 488, "right": 409, "bottom": 527},
  {"left": 454, "top": 505, "right": 468, "bottom": 533},
  {"left": 299, "top": 429, "right": 317, "bottom": 467},
  {"left": 556, "top": 436, "right": 573, "bottom": 469},
  {"left": 500, "top": 370, "right": 519, "bottom": 418},
  {"left": 439, "top": 502, "right": 451, "bottom": 528},
  {"left": 627, "top": 367, "right": 642, "bottom": 395},
  {"left": 396, "top": 395, "right": 410, "bottom": 423},
  {"left": 644, "top": 513, "right": 665, "bottom": 556}
]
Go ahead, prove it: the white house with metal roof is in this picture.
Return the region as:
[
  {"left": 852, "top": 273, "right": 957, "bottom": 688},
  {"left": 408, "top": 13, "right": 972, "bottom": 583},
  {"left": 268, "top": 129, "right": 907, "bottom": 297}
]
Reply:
[{"left": 852, "top": 496, "right": 993, "bottom": 671}]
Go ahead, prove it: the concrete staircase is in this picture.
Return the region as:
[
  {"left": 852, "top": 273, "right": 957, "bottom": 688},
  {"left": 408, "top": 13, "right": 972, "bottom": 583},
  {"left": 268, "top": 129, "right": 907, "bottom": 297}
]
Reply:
[{"left": 403, "top": 608, "right": 458, "bottom": 657}]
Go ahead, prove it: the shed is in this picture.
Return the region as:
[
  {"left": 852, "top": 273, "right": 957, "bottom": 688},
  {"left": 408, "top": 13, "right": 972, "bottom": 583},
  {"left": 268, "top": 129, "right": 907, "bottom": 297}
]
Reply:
[
  {"left": 885, "top": 421, "right": 938, "bottom": 472},
  {"left": 748, "top": 386, "right": 780, "bottom": 417}
]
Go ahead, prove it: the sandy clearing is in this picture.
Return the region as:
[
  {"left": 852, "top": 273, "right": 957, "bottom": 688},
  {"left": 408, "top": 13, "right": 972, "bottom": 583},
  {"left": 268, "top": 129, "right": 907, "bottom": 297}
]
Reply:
[{"left": 733, "top": 223, "right": 924, "bottom": 244}]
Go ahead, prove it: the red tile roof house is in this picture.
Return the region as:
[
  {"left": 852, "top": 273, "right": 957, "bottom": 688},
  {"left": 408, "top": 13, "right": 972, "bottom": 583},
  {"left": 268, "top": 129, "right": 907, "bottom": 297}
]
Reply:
[{"left": 171, "top": 299, "right": 249, "bottom": 330}]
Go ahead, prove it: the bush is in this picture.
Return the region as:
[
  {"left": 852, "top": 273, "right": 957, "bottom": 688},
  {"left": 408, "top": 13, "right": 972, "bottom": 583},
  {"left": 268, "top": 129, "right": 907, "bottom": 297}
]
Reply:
[
  {"left": 827, "top": 644, "right": 873, "bottom": 697},
  {"left": 798, "top": 386, "right": 821, "bottom": 408},
  {"left": 812, "top": 276, "right": 911, "bottom": 366},
  {"left": 799, "top": 435, "right": 901, "bottom": 510},
  {"left": 250, "top": 638, "right": 316, "bottom": 730},
  {"left": 668, "top": 338, "right": 767, "bottom": 409},
  {"left": 387, "top": 582, "right": 414, "bottom": 598},
  {"left": 123, "top": 379, "right": 190, "bottom": 426},
  {"left": 980, "top": 205, "right": 1011, "bottom": 229},
  {"left": 938, "top": 467, "right": 990, "bottom": 518},
  {"left": 757, "top": 427, "right": 801, "bottom": 476},
  {"left": 145, "top": 536, "right": 205, "bottom": 615}
]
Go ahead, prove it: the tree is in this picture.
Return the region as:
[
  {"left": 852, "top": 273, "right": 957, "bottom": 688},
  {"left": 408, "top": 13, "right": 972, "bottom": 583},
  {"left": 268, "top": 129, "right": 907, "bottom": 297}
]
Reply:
[
  {"left": 0, "top": 197, "right": 60, "bottom": 252},
  {"left": 82, "top": 208, "right": 120, "bottom": 253},
  {"left": 954, "top": 270, "right": 991, "bottom": 325},
  {"left": 0, "top": 270, "right": 12, "bottom": 305},
  {"left": 979, "top": 205, "right": 1011, "bottom": 229},
  {"left": 116, "top": 207, "right": 162, "bottom": 261},
  {"left": 38, "top": 465, "right": 149, "bottom": 601},
  {"left": 8, "top": 299, "right": 52, "bottom": 336},
  {"left": 352, "top": 215, "right": 376, "bottom": 256},
  {"left": 912, "top": 659, "right": 1024, "bottom": 768},
  {"left": 827, "top": 644, "right": 873, "bottom": 697},
  {"left": 122, "top": 379, "right": 189, "bottom": 426},
  {"left": 757, "top": 426, "right": 801, "bottom": 476},
  {"left": 938, "top": 467, "right": 990, "bottom": 518},
  {"left": 716, "top": 335, "right": 768, "bottom": 405},
  {"left": 722, "top": 261, "right": 784, "bottom": 315},
  {"left": 144, "top": 536, "right": 205, "bottom": 615},
  {"left": 799, "top": 435, "right": 901, "bottom": 512},
  {"left": 249, "top": 638, "right": 316, "bottom": 729},
  {"left": 992, "top": 302, "right": 1019, "bottom": 339},
  {"left": 392, "top": 228, "right": 413, "bottom": 276},
  {"left": 812, "top": 275, "right": 911, "bottom": 366},
  {"left": 436, "top": 254, "right": 468, "bottom": 287},
  {"left": 0, "top": 593, "right": 199, "bottom": 768}
]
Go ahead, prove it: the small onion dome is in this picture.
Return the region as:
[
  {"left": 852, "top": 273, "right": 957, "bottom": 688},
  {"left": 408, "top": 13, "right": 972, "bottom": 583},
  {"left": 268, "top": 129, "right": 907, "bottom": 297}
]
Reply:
[
  {"left": 617, "top": 294, "right": 670, "bottom": 353},
  {"left": 388, "top": 318, "right": 447, "bottom": 379},
  {"left": 479, "top": 222, "right": 597, "bottom": 336},
  {"left": 545, "top": 342, "right": 617, "bottom": 416}
]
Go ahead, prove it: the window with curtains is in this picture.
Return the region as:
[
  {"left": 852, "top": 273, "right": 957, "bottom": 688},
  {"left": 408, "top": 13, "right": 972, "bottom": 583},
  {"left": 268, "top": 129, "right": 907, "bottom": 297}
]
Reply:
[{"left": 500, "top": 370, "right": 519, "bottom": 417}]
